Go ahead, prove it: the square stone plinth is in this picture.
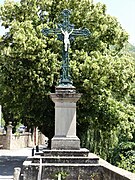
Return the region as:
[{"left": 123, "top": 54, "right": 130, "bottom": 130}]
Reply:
[{"left": 51, "top": 137, "right": 80, "bottom": 150}]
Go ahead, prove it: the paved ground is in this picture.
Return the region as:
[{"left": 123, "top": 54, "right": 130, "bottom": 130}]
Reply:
[{"left": 0, "top": 148, "right": 32, "bottom": 179}]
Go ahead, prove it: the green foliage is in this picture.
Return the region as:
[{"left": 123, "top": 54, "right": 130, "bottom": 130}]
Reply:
[
  {"left": 118, "top": 153, "right": 135, "bottom": 173},
  {"left": 0, "top": 0, "right": 135, "bottom": 172},
  {"left": 112, "top": 142, "right": 135, "bottom": 173},
  {"left": 54, "top": 171, "right": 69, "bottom": 180}
]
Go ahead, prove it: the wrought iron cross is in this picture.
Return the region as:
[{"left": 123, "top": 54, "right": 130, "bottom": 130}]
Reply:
[{"left": 42, "top": 9, "right": 90, "bottom": 86}]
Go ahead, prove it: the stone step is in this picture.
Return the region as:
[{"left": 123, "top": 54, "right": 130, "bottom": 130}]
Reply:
[
  {"left": 0, "top": 176, "right": 13, "bottom": 179},
  {"left": 23, "top": 163, "right": 102, "bottom": 180},
  {"left": 35, "top": 148, "right": 90, "bottom": 157},
  {"left": 31, "top": 156, "right": 99, "bottom": 164}
]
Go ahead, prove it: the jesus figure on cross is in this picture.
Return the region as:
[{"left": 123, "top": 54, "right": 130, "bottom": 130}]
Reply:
[
  {"left": 61, "top": 28, "right": 73, "bottom": 51},
  {"left": 42, "top": 9, "right": 90, "bottom": 85}
]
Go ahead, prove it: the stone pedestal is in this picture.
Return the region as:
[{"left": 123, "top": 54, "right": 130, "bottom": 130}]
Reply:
[
  {"left": 23, "top": 86, "right": 100, "bottom": 179},
  {"left": 50, "top": 85, "right": 81, "bottom": 150}
]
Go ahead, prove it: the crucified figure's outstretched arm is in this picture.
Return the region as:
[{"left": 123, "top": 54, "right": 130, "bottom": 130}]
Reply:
[{"left": 61, "top": 28, "right": 73, "bottom": 51}]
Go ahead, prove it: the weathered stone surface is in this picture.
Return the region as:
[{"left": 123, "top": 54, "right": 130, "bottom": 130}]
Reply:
[
  {"left": 100, "top": 159, "right": 135, "bottom": 180},
  {"left": 39, "top": 157, "right": 98, "bottom": 164},
  {"left": 23, "top": 164, "right": 39, "bottom": 180},
  {"left": 27, "top": 153, "right": 99, "bottom": 164},
  {"left": 51, "top": 137, "right": 80, "bottom": 150},
  {"left": 41, "top": 165, "right": 103, "bottom": 180},
  {"left": 23, "top": 157, "right": 135, "bottom": 180},
  {"left": 23, "top": 159, "right": 101, "bottom": 180},
  {"left": 36, "top": 148, "right": 90, "bottom": 157},
  {"left": 23, "top": 150, "right": 135, "bottom": 180},
  {"left": 55, "top": 85, "right": 76, "bottom": 94},
  {"left": 23, "top": 149, "right": 100, "bottom": 179}
]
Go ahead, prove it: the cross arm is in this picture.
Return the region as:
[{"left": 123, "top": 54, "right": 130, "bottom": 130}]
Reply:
[
  {"left": 71, "top": 28, "right": 90, "bottom": 37},
  {"left": 42, "top": 28, "right": 61, "bottom": 36}
]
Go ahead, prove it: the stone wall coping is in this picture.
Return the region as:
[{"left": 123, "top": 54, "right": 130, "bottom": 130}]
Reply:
[
  {"left": 12, "top": 132, "right": 31, "bottom": 136},
  {"left": 0, "top": 134, "right": 6, "bottom": 136},
  {"left": 50, "top": 93, "right": 82, "bottom": 103},
  {"left": 43, "top": 148, "right": 89, "bottom": 152},
  {"left": 99, "top": 158, "right": 135, "bottom": 180},
  {"left": 23, "top": 161, "right": 101, "bottom": 167},
  {"left": 26, "top": 156, "right": 98, "bottom": 160}
]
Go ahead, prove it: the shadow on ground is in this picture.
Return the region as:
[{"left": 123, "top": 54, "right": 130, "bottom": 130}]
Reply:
[{"left": 0, "top": 156, "right": 27, "bottom": 176}]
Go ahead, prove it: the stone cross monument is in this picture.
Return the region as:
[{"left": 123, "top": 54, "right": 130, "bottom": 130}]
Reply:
[
  {"left": 42, "top": 9, "right": 90, "bottom": 150},
  {"left": 42, "top": 9, "right": 90, "bottom": 86},
  {"left": 23, "top": 10, "right": 102, "bottom": 180}
]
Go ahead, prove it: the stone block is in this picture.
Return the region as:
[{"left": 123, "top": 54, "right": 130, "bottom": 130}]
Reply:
[
  {"left": 41, "top": 148, "right": 90, "bottom": 157},
  {"left": 51, "top": 137, "right": 80, "bottom": 150}
]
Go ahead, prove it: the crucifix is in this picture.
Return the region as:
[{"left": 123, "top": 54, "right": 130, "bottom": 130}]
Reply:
[{"left": 42, "top": 9, "right": 90, "bottom": 86}]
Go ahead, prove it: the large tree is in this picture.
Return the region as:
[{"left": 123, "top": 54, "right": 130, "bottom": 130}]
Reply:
[{"left": 0, "top": 0, "right": 135, "bottom": 168}]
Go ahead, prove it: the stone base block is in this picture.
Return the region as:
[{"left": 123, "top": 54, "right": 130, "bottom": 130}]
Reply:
[
  {"left": 23, "top": 163, "right": 102, "bottom": 180},
  {"left": 28, "top": 153, "right": 99, "bottom": 164},
  {"left": 23, "top": 153, "right": 134, "bottom": 180},
  {"left": 36, "top": 148, "right": 90, "bottom": 157},
  {"left": 23, "top": 149, "right": 100, "bottom": 180},
  {"left": 35, "top": 148, "right": 91, "bottom": 158},
  {"left": 51, "top": 137, "right": 80, "bottom": 150}
]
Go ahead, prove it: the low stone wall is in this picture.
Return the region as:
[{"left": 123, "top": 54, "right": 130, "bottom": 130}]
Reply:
[
  {"left": 23, "top": 161, "right": 135, "bottom": 180},
  {"left": 23, "top": 154, "right": 135, "bottom": 180},
  {"left": 100, "top": 159, "right": 135, "bottom": 180},
  {"left": 0, "top": 134, "right": 6, "bottom": 149},
  {"left": 0, "top": 132, "right": 34, "bottom": 149},
  {"left": 11, "top": 133, "right": 34, "bottom": 149},
  {"left": 0, "top": 122, "right": 47, "bottom": 150}
]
